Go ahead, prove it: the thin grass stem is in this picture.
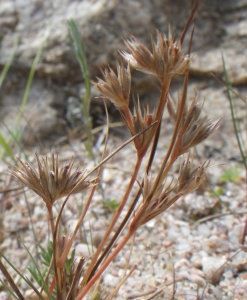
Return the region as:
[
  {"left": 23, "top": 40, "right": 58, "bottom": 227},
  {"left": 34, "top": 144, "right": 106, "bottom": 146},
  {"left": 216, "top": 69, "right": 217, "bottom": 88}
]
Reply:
[
  {"left": 81, "top": 154, "right": 143, "bottom": 285},
  {"left": 154, "top": 72, "right": 189, "bottom": 189},
  {"left": 77, "top": 229, "right": 133, "bottom": 299},
  {"left": 46, "top": 204, "right": 55, "bottom": 236},
  {"left": 57, "top": 102, "right": 110, "bottom": 268},
  {"left": 0, "top": 259, "right": 24, "bottom": 300}
]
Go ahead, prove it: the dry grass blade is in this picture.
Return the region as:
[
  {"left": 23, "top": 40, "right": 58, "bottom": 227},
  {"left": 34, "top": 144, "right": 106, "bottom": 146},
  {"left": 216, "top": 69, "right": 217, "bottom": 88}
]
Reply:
[{"left": 0, "top": 259, "right": 24, "bottom": 300}]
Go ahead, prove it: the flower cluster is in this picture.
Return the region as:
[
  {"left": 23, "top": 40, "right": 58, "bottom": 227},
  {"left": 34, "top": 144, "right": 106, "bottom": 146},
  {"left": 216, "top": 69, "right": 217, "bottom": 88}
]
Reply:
[
  {"left": 121, "top": 30, "right": 190, "bottom": 82},
  {"left": 10, "top": 152, "right": 91, "bottom": 205}
]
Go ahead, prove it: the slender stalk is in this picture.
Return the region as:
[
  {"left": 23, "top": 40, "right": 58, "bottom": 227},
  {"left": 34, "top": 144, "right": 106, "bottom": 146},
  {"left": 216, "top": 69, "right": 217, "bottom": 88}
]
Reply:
[
  {"left": 241, "top": 167, "right": 247, "bottom": 245},
  {"left": 105, "top": 264, "right": 137, "bottom": 300},
  {"left": 0, "top": 259, "right": 24, "bottom": 300},
  {"left": 146, "top": 121, "right": 161, "bottom": 173},
  {"left": 87, "top": 81, "right": 171, "bottom": 279},
  {"left": 57, "top": 124, "right": 156, "bottom": 269},
  {"left": 88, "top": 187, "right": 142, "bottom": 281},
  {"left": 122, "top": 106, "right": 135, "bottom": 133},
  {"left": 57, "top": 184, "right": 97, "bottom": 267},
  {"left": 180, "top": 0, "right": 200, "bottom": 45},
  {"left": 222, "top": 55, "right": 247, "bottom": 245},
  {"left": 46, "top": 203, "right": 55, "bottom": 236},
  {"left": 46, "top": 203, "right": 62, "bottom": 296},
  {"left": 76, "top": 229, "right": 133, "bottom": 300},
  {"left": 81, "top": 154, "right": 143, "bottom": 286},
  {"left": 153, "top": 72, "right": 189, "bottom": 190},
  {"left": 155, "top": 79, "right": 171, "bottom": 122},
  {"left": 223, "top": 56, "right": 246, "bottom": 164}
]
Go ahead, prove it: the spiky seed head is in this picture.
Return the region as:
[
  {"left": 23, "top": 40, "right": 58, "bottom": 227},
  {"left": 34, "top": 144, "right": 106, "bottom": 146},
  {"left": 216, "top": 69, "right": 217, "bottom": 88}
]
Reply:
[
  {"left": 92, "top": 62, "right": 131, "bottom": 109},
  {"left": 122, "top": 97, "right": 156, "bottom": 156},
  {"left": 121, "top": 35, "right": 155, "bottom": 75},
  {"left": 178, "top": 156, "right": 210, "bottom": 194},
  {"left": 10, "top": 152, "right": 92, "bottom": 206},
  {"left": 180, "top": 117, "right": 220, "bottom": 154},
  {"left": 121, "top": 30, "right": 191, "bottom": 82},
  {"left": 131, "top": 155, "right": 210, "bottom": 230},
  {"left": 167, "top": 92, "right": 220, "bottom": 155},
  {"left": 130, "top": 173, "right": 175, "bottom": 229}
]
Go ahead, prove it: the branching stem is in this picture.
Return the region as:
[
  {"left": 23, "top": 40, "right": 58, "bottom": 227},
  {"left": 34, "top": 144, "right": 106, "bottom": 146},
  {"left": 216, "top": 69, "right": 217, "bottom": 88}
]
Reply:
[{"left": 81, "top": 154, "right": 143, "bottom": 286}]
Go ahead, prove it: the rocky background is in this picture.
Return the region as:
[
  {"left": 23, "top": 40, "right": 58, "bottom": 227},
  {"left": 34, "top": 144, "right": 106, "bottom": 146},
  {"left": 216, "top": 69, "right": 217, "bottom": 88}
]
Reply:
[{"left": 1, "top": 0, "right": 247, "bottom": 147}]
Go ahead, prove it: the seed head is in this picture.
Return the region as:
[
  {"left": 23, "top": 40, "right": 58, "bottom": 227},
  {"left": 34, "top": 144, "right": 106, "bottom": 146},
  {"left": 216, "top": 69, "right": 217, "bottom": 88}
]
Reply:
[
  {"left": 131, "top": 155, "right": 210, "bottom": 230},
  {"left": 121, "top": 29, "right": 190, "bottom": 82},
  {"left": 167, "top": 93, "right": 220, "bottom": 155},
  {"left": 131, "top": 173, "right": 175, "bottom": 229},
  {"left": 178, "top": 155, "right": 210, "bottom": 195},
  {"left": 92, "top": 62, "right": 131, "bottom": 109},
  {"left": 180, "top": 116, "right": 220, "bottom": 153},
  {"left": 10, "top": 152, "right": 91, "bottom": 206},
  {"left": 123, "top": 97, "right": 156, "bottom": 156}
]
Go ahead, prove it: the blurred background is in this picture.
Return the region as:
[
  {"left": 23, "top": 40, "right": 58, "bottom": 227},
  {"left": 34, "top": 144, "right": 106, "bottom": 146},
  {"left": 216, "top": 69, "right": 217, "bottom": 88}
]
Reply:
[{"left": 0, "top": 0, "right": 246, "bottom": 151}]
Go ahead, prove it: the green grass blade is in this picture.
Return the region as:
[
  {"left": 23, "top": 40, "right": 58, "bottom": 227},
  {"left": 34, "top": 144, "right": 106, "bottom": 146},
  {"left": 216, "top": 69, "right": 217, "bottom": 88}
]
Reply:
[
  {"left": 0, "top": 39, "right": 18, "bottom": 88},
  {"left": 0, "top": 252, "right": 45, "bottom": 300},
  {"left": 68, "top": 19, "right": 94, "bottom": 157},
  {"left": 0, "top": 40, "right": 18, "bottom": 162},
  {"left": 0, "top": 31, "right": 49, "bottom": 160},
  {"left": 222, "top": 54, "right": 247, "bottom": 167},
  {"left": 0, "top": 259, "right": 24, "bottom": 300},
  {"left": 0, "top": 132, "right": 14, "bottom": 160},
  {"left": 68, "top": 19, "right": 91, "bottom": 102},
  {"left": 20, "top": 242, "right": 53, "bottom": 300},
  {"left": 0, "top": 279, "right": 19, "bottom": 300},
  {"left": 0, "top": 119, "right": 27, "bottom": 162},
  {"left": 16, "top": 29, "right": 50, "bottom": 126}
]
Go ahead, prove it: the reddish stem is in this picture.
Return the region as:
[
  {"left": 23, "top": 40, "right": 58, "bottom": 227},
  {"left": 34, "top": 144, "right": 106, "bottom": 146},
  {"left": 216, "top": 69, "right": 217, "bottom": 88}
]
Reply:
[
  {"left": 80, "top": 155, "right": 143, "bottom": 286},
  {"left": 46, "top": 276, "right": 56, "bottom": 300},
  {"left": 76, "top": 230, "right": 133, "bottom": 299}
]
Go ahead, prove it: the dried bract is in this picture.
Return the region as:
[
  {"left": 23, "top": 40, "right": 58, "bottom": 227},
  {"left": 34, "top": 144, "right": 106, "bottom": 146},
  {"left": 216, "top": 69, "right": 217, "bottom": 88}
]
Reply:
[
  {"left": 180, "top": 117, "right": 220, "bottom": 153},
  {"left": 178, "top": 156, "right": 210, "bottom": 195},
  {"left": 131, "top": 173, "right": 175, "bottom": 228},
  {"left": 124, "top": 98, "right": 156, "bottom": 156},
  {"left": 92, "top": 62, "right": 131, "bottom": 109},
  {"left": 167, "top": 93, "right": 220, "bottom": 155}
]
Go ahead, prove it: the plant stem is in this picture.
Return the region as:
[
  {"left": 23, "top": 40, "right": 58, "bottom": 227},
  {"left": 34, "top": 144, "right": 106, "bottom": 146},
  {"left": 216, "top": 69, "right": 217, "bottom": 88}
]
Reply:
[
  {"left": 86, "top": 79, "right": 172, "bottom": 282},
  {"left": 76, "top": 229, "right": 133, "bottom": 300},
  {"left": 156, "top": 72, "right": 189, "bottom": 188},
  {"left": 46, "top": 203, "right": 55, "bottom": 236},
  {"left": 88, "top": 187, "right": 142, "bottom": 281},
  {"left": 57, "top": 184, "right": 97, "bottom": 267},
  {"left": 81, "top": 154, "right": 143, "bottom": 286},
  {"left": 155, "top": 79, "right": 171, "bottom": 122},
  {"left": 0, "top": 259, "right": 25, "bottom": 300},
  {"left": 241, "top": 167, "right": 247, "bottom": 245}
]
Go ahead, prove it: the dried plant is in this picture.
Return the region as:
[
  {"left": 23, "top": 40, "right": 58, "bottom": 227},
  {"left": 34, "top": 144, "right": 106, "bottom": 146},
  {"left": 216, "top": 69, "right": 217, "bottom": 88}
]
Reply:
[
  {"left": 2, "top": 0, "right": 221, "bottom": 299},
  {"left": 10, "top": 152, "right": 92, "bottom": 235}
]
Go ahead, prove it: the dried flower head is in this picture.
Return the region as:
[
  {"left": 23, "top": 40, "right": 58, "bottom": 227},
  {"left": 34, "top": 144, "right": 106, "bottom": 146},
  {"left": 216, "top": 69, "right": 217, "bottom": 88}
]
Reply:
[
  {"left": 130, "top": 173, "right": 175, "bottom": 229},
  {"left": 121, "top": 29, "right": 190, "bottom": 82},
  {"left": 167, "top": 93, "right": 220, "bottom": 155},
  {"left": 180, "top": 117, "right": 220, "bottom": 153},
  {"left": 92, "top": 62, "right": 131, "bottom": 109},
  {"left": 131, "top": 154, "right": 210, "bottom": 229},
  {"left": 10, "top": 152, "right": 91, "bottom": 206},
  {"left": 123, "top": 97, "right": 156, "bottom": 156},
  {"left": 177, "top": 155, "right": 210, "bottom": 194}
]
